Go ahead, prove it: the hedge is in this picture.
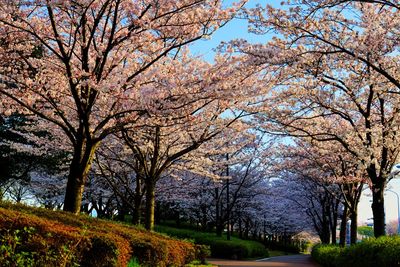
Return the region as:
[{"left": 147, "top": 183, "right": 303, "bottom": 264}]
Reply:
[
  {"left": 0, "top": 202, "right": 199, "bottom": 267},
  {"left": 312, "top": 236, "right": 400, "bottom": 267},
  {"left": 155, "top": 225, "right": 268, "bottom": 260},
  {"left": 311, "top": 244, "right": 342, "bottom": 267}
]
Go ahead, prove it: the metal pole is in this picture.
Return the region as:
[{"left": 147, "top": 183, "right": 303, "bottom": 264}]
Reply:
[
  {"left": 387, "top": 189, "right": 400, "bottom": 235},
  {"left": 226, "top": 153, "right": 230, "bottom": 241}
]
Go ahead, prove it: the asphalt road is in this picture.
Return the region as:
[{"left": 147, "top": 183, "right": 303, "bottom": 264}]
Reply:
[{"left": 208, "top": 254, "right": 320, "bottom": 267}]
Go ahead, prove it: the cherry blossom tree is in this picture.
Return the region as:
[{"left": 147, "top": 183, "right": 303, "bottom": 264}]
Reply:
[
  {"left": 386, "top": 219, "right": 399, "bottom": 236},
  {"left": 279, "top": 139, "right": 366, "bottom": 244},
  {"left": 234, "top": 0, "right": 400, "bottom": 236},
  {"left": 0, "top": 0, "right": 244, "bottom": 214},
  {"left": 156, "top": 133, "right": 276, "bottom": 237},
  {"left": 100, "top": 50, "right": 258, "bottom": 230},
  {"left": 93, "top": 137, "right": 145, "bottom": 222}
]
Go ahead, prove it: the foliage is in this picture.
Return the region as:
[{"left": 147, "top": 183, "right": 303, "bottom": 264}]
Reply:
[
  {"left": 311, "top": 244, "right": 342, "bottom": 267},
  {"left": 155, "top": 225, "right": 268, "bottom": 260},
  {"left": 127, "top": 258, "right": 140, "bottom": 267},
  {"left": 0, "top": 202, "right": 198, "bottom": 267},
  {"left": 184, "top": 260, "right": 216, "bottom": 267},
  {"left": 0, "top": 114, "right": 67, "bottom": 201},
  {"left": 0, "top": 0, "right": 246, "bottom": 214},
  {"left": 312, "top": 236, "right": 400, "bottom": 267},
  {"left": 357, "top": 226, "right": 374, "bottom": 238}
]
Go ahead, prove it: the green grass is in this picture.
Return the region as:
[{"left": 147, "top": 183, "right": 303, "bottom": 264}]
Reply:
[
  {"left": 127, "top": 258, "right": 140, "bottom": 267},
  {"left": 155, "top": 225, "right": 269, "bottom": 260},
  {"left": 184, "top": 260, "right": 217, "bottom": 267}
]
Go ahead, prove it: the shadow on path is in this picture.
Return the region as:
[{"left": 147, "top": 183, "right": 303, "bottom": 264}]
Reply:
[{"left": 208, "top": 254, "right": 320, "bottom": 267}]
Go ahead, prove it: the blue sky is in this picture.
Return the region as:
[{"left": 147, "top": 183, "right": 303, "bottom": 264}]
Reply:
[{"left": 189, "top": 0, "right": 276, "bottom": 61}]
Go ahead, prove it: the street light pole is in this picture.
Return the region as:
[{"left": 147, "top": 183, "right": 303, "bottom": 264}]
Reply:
[{"left": 387, "top": 189, "right": 400, "bottom": 235}]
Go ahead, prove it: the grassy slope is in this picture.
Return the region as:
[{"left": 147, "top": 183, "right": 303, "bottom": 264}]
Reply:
[
  {"left": 155, "top": 225, "right": 269, "bottom": 260},
  {"left": 0, "top": 202, "right": 198, "bottom": 267}
]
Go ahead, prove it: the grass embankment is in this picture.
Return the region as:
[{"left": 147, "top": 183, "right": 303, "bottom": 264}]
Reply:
[
  {"left": 312, "top": 236, "right": 400, "bottom": 267},
  {"left": 155, "top": 225, "right": 269, "bottom": 260},
  {"left": 0, "top": 202, "right": 202, "bottom": 267}
]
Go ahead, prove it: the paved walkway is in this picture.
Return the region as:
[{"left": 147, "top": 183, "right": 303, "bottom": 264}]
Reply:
[{"left": 208, "top": 254, "right": 320, "bottom": 267}]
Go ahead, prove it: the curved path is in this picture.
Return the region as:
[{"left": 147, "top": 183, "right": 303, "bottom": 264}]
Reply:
[{"left": 208, "top": 254, "right": 319, "bottom": 267}]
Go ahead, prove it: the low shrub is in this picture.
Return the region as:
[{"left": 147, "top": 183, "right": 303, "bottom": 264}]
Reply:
[
  {"left": 312, "top": 236, "right": 400, "bottom": 267},
  {"left": 0, "top": 202, "right": 197, "bottom": 267},
  {"left": 195, "top": 244, "right": 211, "bottom": 264},
  {"left": 155, "top": 225, "right": 268, "bottom": 260},
  {"left": 337, "top": 236, "right": 400, "bottom": 267},
  {"left": 311, "top": 244, "right": 342, "bottom": 267}
]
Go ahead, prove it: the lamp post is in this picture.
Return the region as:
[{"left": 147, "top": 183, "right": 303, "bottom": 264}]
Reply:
[{"left": 387, "top": 189, "right": 400, "bottom": 235}]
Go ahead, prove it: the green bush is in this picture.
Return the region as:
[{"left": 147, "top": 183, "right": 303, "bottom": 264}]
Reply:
[
  {"left": 312, "top": 236, "right": 400, "bottom": 267},
  {"left": 155, "top": 225, "right": 268, "bottom": 260},
  {"left": 337, "top": 236, "right": 400, "bottom": 267},
  {"left": 195, "top": 245, "right": 211, "bottom": 264},
  {"left": 311, "top": 244, "right": 342, "bottom": 267}
]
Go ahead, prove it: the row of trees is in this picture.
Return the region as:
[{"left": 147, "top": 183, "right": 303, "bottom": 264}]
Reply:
[{"left": 0, "top": 0, "right": 400, "bottom": 241}]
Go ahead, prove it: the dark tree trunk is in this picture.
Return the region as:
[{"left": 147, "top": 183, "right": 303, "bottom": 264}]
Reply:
[
  {"left": 132, "top": 171, "right": 144, "bottom": 225},
  {"left": 117, "top": 203, "right": 129, "bottom": 221},
  {"left": 320, "top": 231, "right": 330, "bottom": 244},
  {"left": 238, "top": 217, "right": 243, "bottom": 238},
  {"left": 216, "top": 222, "right": 223, "bottom": 237},
  {"left": 371, "top": 180, "right": 386, "bottom": 237},
  {"left": 144, "top": 180, "right": 156, "bottom": 231},
  {"left": 244, "top": 219, "right": 250, "bottom": 239},
  {"left": 339, "top": 206, "right": 348, "bottom": 247},
  {"left": 201, "top": 206, "right": 208, "bottom": 231},
  {"left": 330, "top": 199, "right": 340, "bottom": 244},
  {"left": 215, "top": 187, "right": 222, "bottom": 236},
  {"left": 331, "top": 222, "right": 337, "bottom": 245},
  {"left": 350, "top": 210, "right": 358, "bottom": 244},
  {"left": 63, "top": 142, "right": 98, "bottom": 214},
  {"left": 321, "top": 212, "right": 331, "bottom": 244},
  {"left": 64, "top": 168, "right": 86, "bottom": 213}
]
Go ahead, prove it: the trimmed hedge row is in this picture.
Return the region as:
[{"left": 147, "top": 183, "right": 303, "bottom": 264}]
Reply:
[
  {"left": 155, "top": 225, "right": 268, "bottom": 260},
  {"left": 311, "top": 244, "right": 342, "bottom": 267},
  {"left": 311, "top": 236, "right": 400, "bottom": 267},
  {"left": 0, "top": 202, "right": 199, "bottom": 267}
]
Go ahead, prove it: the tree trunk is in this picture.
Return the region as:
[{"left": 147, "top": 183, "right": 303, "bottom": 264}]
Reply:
[
  {"left": 63, "top": 142, "right": 98, "bottom": 214},
  {"left": 132, "top": 169, "right": 144, "bottom": 225},
  {"left": 117, "top": 203, "right": 128, "bottom": 221},
  {"left": 216, "top": 222, "right": 223, "bottom": 237},
  {"left": 350, "top": 210, "right": 358, "bottom": 244},
  {"left": 244, "top": 219, "right": 250, "bottom": 239},
  {"left": 64, "top": 169, "right": 85, "bottom": 213},
  {"left": 321, "top": 214, "right": 330, "bottom": 244},
  {"left": 371, "top": 180, "right": 386, "bottom": 237},
  {"left": 331, "top": 222, "right": 337, "bottom": 245},
  {"left": 215, "top": 187, "right": 222, "bottom": 236},
  {"left": 132, "top": 189, "right": 142, "bottom": 225},
  {"left": 330, "top": 199, "right": 340, "bottom": 244},
  {"left": 144, "top": 180, "right": 156, "bottom": 231},
  {"left": 339, "top": 206, "right": 348, "bottom": 247},
  {"left": 238, "top": 217, "right": 243, "bottom": 238}
]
